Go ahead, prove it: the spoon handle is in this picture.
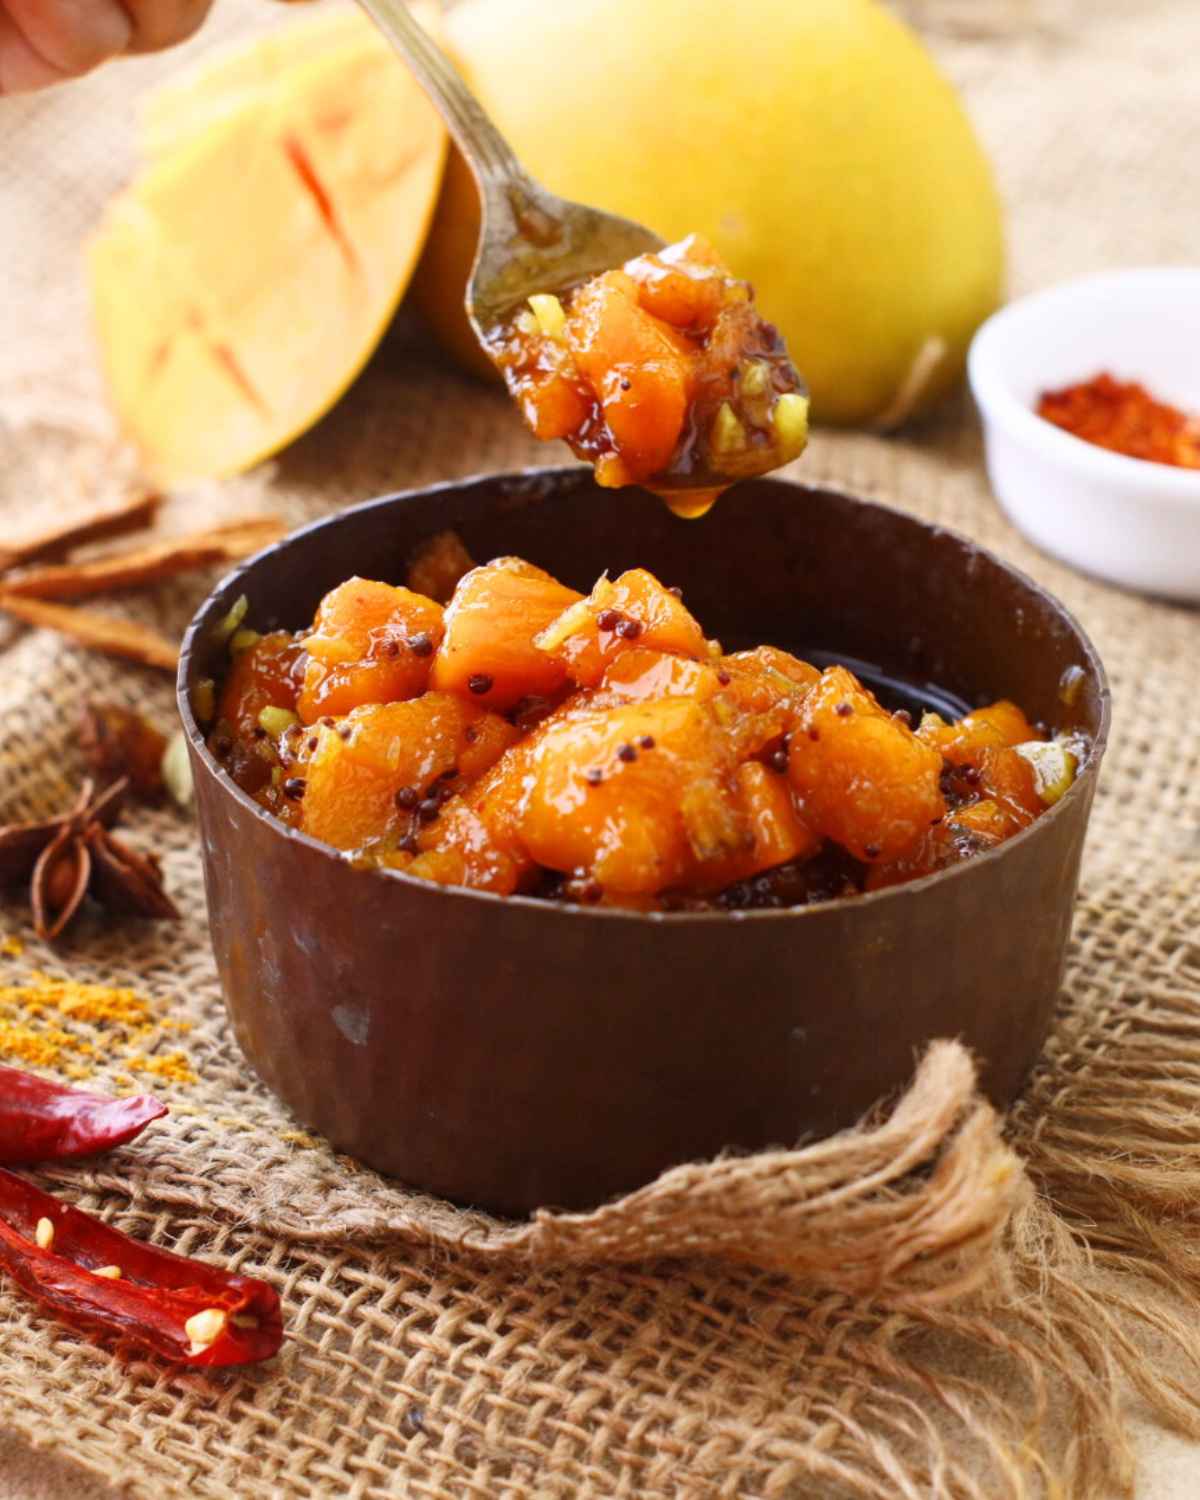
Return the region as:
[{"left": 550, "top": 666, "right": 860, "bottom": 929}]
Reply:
[{"left": 353, "top": 0, "right": 528, "bottom": 193}]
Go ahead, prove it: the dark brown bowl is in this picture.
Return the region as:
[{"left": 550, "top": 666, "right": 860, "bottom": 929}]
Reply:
[{"left": 179, "top": 469, "right": 1109, "bottom": 1215}]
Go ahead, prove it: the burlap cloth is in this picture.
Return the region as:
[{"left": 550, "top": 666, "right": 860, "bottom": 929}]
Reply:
[{"left": 2, "top": 1, "right": 1200, "bottom": 1495}]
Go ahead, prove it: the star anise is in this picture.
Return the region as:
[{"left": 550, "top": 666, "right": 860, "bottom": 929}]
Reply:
[
  {"left": 0, "top": 778, "right": 179, "bottom": 941},
  {"left": 78, "top": 702, "right": 167, "bottom": 801}
]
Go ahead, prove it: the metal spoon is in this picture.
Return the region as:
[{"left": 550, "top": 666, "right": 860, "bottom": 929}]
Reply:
[{"left": 353, "top": 0, "right": 665, "bottom": 344}]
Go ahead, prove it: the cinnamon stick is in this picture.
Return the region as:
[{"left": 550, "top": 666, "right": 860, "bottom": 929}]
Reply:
[
  {"left": 0, "top": 492, "right": 162, "bottom": 574},
  {"left": 0, "top": 595, "right": 179, "bottom": 672},
  {"left": 2, "top": 517, "right": 285, "bottom": 601}
]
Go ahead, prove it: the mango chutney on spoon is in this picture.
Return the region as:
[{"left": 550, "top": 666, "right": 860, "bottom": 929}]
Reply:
[{"left": 484, "top": 234, "right": 810, "bottom": 516}]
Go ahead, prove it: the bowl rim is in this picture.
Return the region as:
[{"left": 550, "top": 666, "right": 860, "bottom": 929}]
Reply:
[
  {"left": 177, "top": 468, "right": 1112, "bottom": 926},
  {"left": 968, "top": 267, "right": 1200, "bottom": 508}
]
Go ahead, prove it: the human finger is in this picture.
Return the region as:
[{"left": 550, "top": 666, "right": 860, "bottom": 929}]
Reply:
[
  {"left": 117, "top": 0, "right": 211, "bottom": 55},
  {"left": 0, "top": 0, "right": 129, "bottom": 89}
]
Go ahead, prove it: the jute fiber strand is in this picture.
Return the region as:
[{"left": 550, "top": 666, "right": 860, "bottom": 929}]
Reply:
[{"left": 2, "top": 1, "right": 1199, "bottom": 1495}]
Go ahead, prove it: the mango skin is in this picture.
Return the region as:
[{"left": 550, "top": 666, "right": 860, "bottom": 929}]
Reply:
[{"left": 413, "top": 0, "right": 1005, "bottom": 426}]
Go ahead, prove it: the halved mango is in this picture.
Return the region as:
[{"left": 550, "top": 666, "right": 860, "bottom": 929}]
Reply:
[
  {"left": 87, "top": 8, "right": 447, "bottom": 484},
  {"left": 139, "top": 7, "right": 373, "bottom": 158}
]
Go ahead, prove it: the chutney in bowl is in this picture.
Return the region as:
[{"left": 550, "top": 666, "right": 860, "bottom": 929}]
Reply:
[{"left": 179, "top": 469, "right": 1109, "bottom": 1214}]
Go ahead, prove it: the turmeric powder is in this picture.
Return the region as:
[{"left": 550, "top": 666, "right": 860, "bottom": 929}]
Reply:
[{"left": 0, "top": 971, "right": 193, "bottom": 1085}]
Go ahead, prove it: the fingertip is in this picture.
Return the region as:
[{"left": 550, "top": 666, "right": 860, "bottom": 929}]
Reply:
[
  {"left": 0, "top": 9, "right": 64, "bottom": 91},
  {"left": 120, "top": 0, "right": 211, "bottom": 55},
  {"left": 1, "top": 0, "right": 131, "bottom": 81},
  {"left": 67, "top": 0, "right": 132, "bottom": 70}
]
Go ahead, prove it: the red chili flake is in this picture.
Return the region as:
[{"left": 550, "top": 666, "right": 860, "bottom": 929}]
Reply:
[
  {"left": 1036, "top": 372, "right": 1200, "bottom": 469},
  {"left": 0, "top": 1068, "right": 166, "bottom": 1164},
  {"left": 0, "top": 1168, "right": 282, "bottom": 1367}
]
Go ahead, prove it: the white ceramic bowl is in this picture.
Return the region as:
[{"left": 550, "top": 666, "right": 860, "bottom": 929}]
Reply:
[{"left": 968, "top": 269, "right": 1200, "bottom": 601}]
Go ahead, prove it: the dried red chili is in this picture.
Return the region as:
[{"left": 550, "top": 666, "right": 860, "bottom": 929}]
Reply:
[
  {"left": 1037, "top": 372, "right": 1200, "bottom": 469},
  {"left": 0, "top": 1066, "right": 166, "bottom": 1164},
  {"left": 0, "top": 1168, "right": 282, "bottom": 1366}
]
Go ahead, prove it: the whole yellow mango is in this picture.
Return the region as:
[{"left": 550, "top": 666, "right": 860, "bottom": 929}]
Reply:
[{"left": 414, "top": 0, "right": 1004, "bottom": 427}]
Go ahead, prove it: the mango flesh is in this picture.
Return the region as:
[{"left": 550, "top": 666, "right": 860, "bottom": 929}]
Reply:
[
  {"left": 520, "top": 698, "right": 744, "bottom": 895},
  {"left": 301, "top": 694, "right": 516, "bottom": 853},
  {"left": 430, "top": 557, "right": 583, "bottom": 712},
  {"left": 138, "top": 7, "right": 371, "bottom": 158},
  {"left": 298, "top": 577, "right": 445, "bottom": 723},
  {"left": 88, "top": 6, "right": 447, "bottom": 484},
  {"left": 414, "top": 0, "right": 1003, "bottom": 426},
  {"left": 788, "top": 666, "right": 945, "bottom": 863}
]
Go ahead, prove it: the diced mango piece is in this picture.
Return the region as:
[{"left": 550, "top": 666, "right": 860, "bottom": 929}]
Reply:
[
  {"left": 512, "top": 341, "right": 594, "bottom": 441},
  {"left": 717, "top": 646, "right": 820, "bottom": 716},
  {"left": 788, "top": 665, "right": 945, "bottom": 863},
  {"left": 527, "top": 293, "right": 566, "bottom": 340},
  {"left": 431, "top": 557, "right": 584, "bottom": 712},
  {"left": 519, "top": 699, "right": 744, "bottom": 894},
  {"left": 410, "top": 801, "right": 525, "bottom": 895},
  {"left": 536, "top": 568, "right": 708, "bottom": 688},
  {"left": 298, "top": 577, "right": 445, "bottom": 722},
  {"left": 215, "top": 630, "right": 303, "bottom": 739},
  {"left": 919, "top": 700, "right": 1040, "bottom": 764},
  {"left": 405, "top": 529, "right": 475, "bottom": 604},
  {"left": 590, "top": 647, "right": 722, "bottom": 707},
  {"left": 975, "top": 746, "right": 1041, "bottom": 829},
  {"left": 415, "top": 731, "right": 548, "bottom": 893},
  {"left": 300, "top": 693, "right": 513, "bottom": 851},
  {"left": 625, "top": 235, "right": 735, "bottom": 332},
  {"left": 864, "top": 816, "right": 1006, "bottom": 892},
  {"left": 701, "top": 761, "right": 819, "bottom": 890},
  {"left": 566, "top": 270, "right": 692, "bottom": 485}
]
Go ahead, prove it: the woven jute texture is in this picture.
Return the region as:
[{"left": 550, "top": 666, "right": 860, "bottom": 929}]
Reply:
[{"left": 2, "top": 2, "right": 1200, "bottom": 1495}]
